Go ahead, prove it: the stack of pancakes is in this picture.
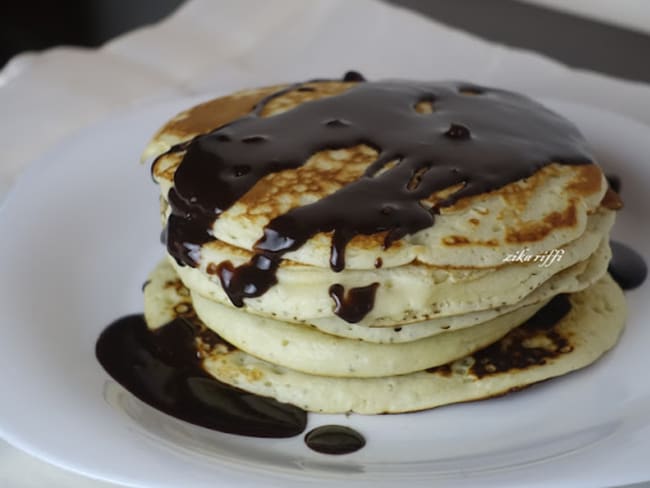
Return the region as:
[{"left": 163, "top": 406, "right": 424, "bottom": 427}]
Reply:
[{"left": 142, "top": 77, "right": 625, "bottom": 414}]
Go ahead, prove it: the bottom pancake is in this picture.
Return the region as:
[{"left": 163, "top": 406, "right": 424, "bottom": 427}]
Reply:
[{"left": 144, "top": 264, "right": 625, "bottom": 414}]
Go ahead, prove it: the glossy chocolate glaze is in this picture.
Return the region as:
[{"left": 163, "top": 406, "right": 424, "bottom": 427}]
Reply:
[
  {"left": 609, "top": 240, "right": 648, "bottom": 290},
  {"left": 95, "top": 315, "right": 306, "bottom": 438},
  {"left": 161, "top": 73, "right": 595, "bottom": 321},
  {"left": 328, "top": 282, "right": 379, "bottom": 323},
  {"left": 304, "top": 425, "right": 366, "bottom": 454},
  {"left": 214, "top": 256, "right": 279, "bottom": 308}
]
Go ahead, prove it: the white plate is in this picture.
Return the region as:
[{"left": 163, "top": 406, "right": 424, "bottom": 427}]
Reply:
[{"left": 0, "top": 97, "right": 649, "bottom": 488}]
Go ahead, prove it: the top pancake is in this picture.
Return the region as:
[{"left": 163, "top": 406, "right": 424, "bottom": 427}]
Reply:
[{"left": 147, "top": 79, "right": 607, "bottom": 269}]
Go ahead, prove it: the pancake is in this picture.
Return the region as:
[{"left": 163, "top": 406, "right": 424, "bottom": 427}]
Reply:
[
  {"left": 166, "top": 209, "right": 613, "bottom": 327},
  {"left": 161, "top": 236, "right": 609, "bottom": 346},
  {"left": 170, "top": 236, "right": 612, "bottom": 333},
  {"left": 143, "top": 258, "right": 625, "bottom": 414},
  {"left": 148, "top": 80, "right": 606, "bottom": 271}
]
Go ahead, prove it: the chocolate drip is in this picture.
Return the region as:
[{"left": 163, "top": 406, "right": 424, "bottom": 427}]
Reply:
[
  {"left": 162, "top": 73, "right": 595, "bottom": 316},
  {"left": 95, "top": 315, "right": 306, "bottom": 438},
  {"left": 609, "top": 240, "right": 647, "bottom": 290},
  {"left": 329, "top": 283, "right": 379, "bottom": 323},
  {"left": 304, "top": 425, "right": 366, "bottom": 455}
]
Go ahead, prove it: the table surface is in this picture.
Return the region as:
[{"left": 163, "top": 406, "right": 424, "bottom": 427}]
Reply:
[{"left": 2, "top": 1, "right": 650, "bottom": 487}]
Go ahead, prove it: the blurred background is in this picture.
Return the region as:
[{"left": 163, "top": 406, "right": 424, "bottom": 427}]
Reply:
[{"left": 2, "top": 0, "right": 650, "bottom": 83}]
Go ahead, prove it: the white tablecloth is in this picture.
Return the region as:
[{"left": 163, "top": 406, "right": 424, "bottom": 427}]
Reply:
[{"left": 2, "top": 1, "right": 650, "bottom": 486}]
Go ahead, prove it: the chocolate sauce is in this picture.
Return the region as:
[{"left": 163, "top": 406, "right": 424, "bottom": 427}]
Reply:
[
  {"left": 342, "top": 71, "right": 366, "bottom": 82},
  {"left": 95, "top": 315, "right": 306, "bottom": 438},
  {"left": 469, "top": 294, "right": 573, "bottom": 377},
  {"left": 215, "top": 256, "right": 279, "bottom": 307},
  {"left": 329, "top": 283, "right": 379, "bottom": 323},
  {"left": 609, "top": 240, "right": 648, "bottom": 290},
  {"left": 160, "top": 73, "right": 595, "bottom": 321},
  {"left": 606, "top": 173, "right": 621, "bottom": 194},
  {"left": 304, "top": 425, "right": 366, "bottom": 454}
]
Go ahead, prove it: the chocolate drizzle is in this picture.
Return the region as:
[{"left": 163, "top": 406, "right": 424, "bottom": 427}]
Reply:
[
  {"left": 161, "top": 73, "right": 595, "bottom": 317},
  {"left": 329, "top": 282, "right": 380, "bottom": 323},
  {"left": 95, "top": 315, "right": 307, "bottom": 438},
  {"left": 215, "top": 256, "right": 279, "bottom": 307},
  {"left": 304, "top": 425, "right": 366, "bottom": 455}
]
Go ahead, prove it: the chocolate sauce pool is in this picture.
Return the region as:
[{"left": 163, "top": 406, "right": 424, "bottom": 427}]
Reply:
[
  {"left": 161, "top": 73, "right": 596, "bottom": 319},
  {"left": 96, "top": 315, "right": 306, "bottom": 438}
]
